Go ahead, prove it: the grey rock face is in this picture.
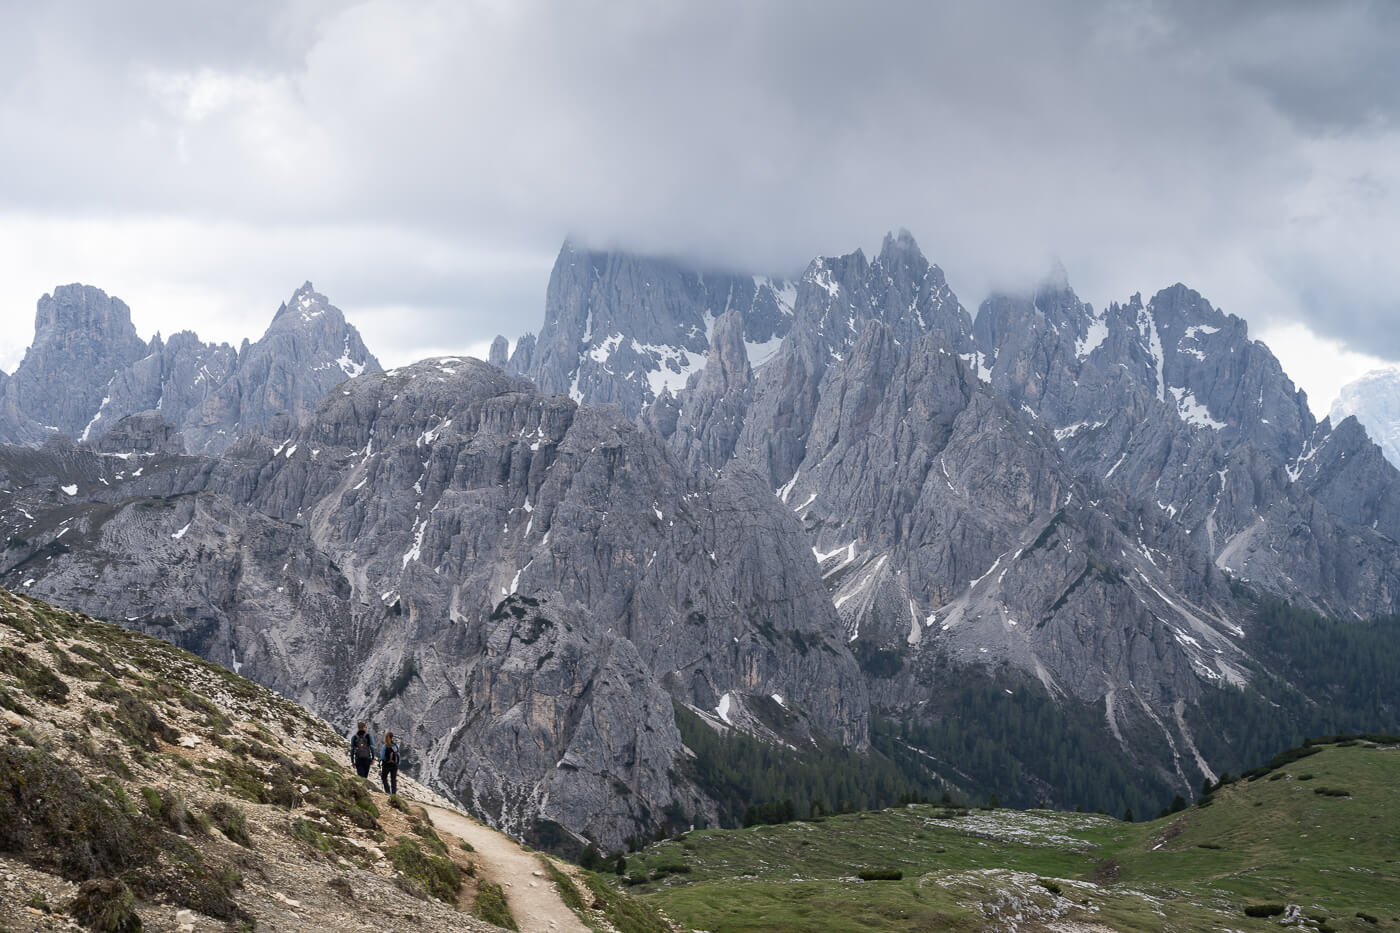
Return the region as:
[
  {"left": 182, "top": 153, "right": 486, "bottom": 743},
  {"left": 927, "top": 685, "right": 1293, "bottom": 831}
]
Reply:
[
  {"left": 0, "top": 357, "right": 866, "bottom": 848},
  {"left": 183, "top": 283, "right": 381, "bottom": 452},
  {"left": 0, "top": 282, "right": 380, "bottom": 456},
  {"left": 0, "top": 285, "right": 150, "bottom": 443},
  {"left": 519, "top": 241, "right": 795, "bottom": 417},
  {"left": 488, "top": 335, "right": 510, "bottom": 368},
  {"left": 1331, "top": 367, "right": 1400, "bottom": 469},
  {"left": 81, "top": 330, "right": 238, "bottom": 444}
]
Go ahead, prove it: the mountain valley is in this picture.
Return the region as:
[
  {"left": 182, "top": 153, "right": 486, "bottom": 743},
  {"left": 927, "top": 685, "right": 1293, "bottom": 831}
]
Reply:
[{"left": 2, "top": 232, "right": 1399, "bottom": 858}]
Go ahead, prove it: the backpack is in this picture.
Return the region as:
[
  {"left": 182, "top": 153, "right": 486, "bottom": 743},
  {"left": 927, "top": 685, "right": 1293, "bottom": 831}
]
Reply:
[
  {"left": 354, "top": 733, "right": 374, "bottom": 761},
  {"left": 384, "top": 743, "right": 400, "bottom": 768}
]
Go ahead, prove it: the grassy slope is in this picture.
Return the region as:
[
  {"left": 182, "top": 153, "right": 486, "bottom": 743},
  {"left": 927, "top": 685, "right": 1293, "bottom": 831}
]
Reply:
[{"left": 619, "top": 743, "right": 1399, "bottom": 932}]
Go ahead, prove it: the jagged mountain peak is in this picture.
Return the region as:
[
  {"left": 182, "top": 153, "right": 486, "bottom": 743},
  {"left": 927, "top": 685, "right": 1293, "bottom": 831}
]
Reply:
[
  {"left": 33, "top": 283, "right": 139, "bottom": 337},
  {"left": 268, "top": 281, "right": 342, "bottom": 331}
]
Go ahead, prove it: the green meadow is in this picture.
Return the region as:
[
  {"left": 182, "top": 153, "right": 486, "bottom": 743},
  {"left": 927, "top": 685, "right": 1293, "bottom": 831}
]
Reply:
[{"left": 612, "top": 741, "right": 1400, "bottom": 932}]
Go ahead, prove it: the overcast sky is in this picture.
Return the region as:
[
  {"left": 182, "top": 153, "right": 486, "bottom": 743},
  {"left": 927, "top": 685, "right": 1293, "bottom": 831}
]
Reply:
[{"left": 2, "top": 0, "right": 1397, "bottom": 413}]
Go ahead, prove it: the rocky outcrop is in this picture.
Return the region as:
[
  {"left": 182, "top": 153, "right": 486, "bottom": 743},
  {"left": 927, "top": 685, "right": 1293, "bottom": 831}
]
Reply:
[
  {"left": 0, "top": 285, "right": 150, "bottom": 444},
  {"left": 182, "top": 282, "right": 380, "bottom": 452},
  {"left": 519, "top": 241, "right": 794, "bottom": 417},
  {"left": 0, "top": 358, "right": 866, "bottom": 849},
  {"left": 488, "top": 335, "right": 510, "bottom": 368}
]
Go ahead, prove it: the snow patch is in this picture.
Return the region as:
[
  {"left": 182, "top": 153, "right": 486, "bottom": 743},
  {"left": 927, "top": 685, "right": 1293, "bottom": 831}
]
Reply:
[
  {"left": 1169, "top": 386, "right": 1226, "bottom": 430},
  {"left": 1075, "top": 315, "right": 1108, "bottom": 358},
  {"left": 171, "top": 522, "right": 191, "bottom": 540}
]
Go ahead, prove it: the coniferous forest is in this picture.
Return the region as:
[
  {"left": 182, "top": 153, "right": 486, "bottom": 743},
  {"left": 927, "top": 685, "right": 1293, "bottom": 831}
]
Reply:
[{"left": 677, "top": 591, "right": 1400, "bottom": 828}]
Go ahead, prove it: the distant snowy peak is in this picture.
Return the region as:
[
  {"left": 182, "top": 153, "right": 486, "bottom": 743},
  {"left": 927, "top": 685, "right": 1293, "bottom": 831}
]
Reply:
[{"left": 1331, "top": 367, "right": 1400, "bottom": 469}]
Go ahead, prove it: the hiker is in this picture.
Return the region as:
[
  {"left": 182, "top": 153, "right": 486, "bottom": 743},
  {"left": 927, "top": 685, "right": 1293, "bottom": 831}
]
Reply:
[
  {"left": 349, "top": 721, "right": 377, "bottom": 779},
  {"left": 381, "top": 730, "right": 401, "bottom": 795}
]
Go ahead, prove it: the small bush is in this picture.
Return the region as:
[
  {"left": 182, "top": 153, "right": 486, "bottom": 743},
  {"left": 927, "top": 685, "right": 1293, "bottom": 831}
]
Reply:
[
  {"left": 1269, "top": 772, "right": 1288, "bottom": 781},
  {"left": 207, "top": 801, "right": 252, "bottom": 846},
  {"left": 474, "top": 880, "right": 518, "bottom": 930},
  {"left": 388, "top": 838, "right": 462, "bottom": 903},
  {"left": 1244, "top": 904, "right": 1286, "bottom": 918},
  {"left": 1036, "top": 878, "right": 1062, "bottom": 896},
  {"left": 1357, "top": 911, "right": 1379, "bottom": 924},
  {"left": 70, "top": 878, "right": 142, "bottom": 933},
  {"left": 1313, "top": 787, "right": 1351, "bottom": 797},
  {"left": 858, "top": 868, "right": 904, "bottom": 881},
  {"left": 1297, "top": 773, "right": 1315, "bottom": 781}
]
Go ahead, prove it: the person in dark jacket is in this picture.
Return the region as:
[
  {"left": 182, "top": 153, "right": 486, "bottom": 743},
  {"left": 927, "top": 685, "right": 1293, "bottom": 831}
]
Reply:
[
  {"left": 349, "top": 721, "right": 377, "bottom": 779},
  {"left": 380, "top": 730, "right": 400, "bottom": 795}
]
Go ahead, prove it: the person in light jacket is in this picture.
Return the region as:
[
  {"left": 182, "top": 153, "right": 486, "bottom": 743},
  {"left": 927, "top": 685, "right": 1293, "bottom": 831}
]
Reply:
[{"left": 381, "top": 730, "right": 401, "bottom": 795}]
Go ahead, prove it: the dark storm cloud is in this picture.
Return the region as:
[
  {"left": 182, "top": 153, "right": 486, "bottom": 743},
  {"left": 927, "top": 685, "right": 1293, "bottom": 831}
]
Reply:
[{"left": 1, "top": 0, "right": 1396, "bottom": 377}]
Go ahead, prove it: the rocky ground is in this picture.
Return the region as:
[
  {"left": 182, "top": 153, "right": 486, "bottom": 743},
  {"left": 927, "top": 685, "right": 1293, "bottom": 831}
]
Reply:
[{"left": 0, "top": 586, "right": 666, "bottom": 932}]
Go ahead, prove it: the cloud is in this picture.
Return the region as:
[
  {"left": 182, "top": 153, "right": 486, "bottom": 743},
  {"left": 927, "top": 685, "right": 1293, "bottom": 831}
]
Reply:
[{"left": 1, "top": 0, "right": 1397, "bottom": 407}]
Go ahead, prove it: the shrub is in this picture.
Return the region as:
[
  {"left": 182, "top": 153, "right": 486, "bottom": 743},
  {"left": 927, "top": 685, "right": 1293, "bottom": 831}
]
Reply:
[
  {"left": 858, "top": 869, "right": 904, "bottom": 881},
  {"left": 207, "top": 801, "right": 252, "bottom": 846},
  {"left": 1313, "top": 787, "right": 1351, "bottom": 797},
  {"left": 1357, "top": 911, "right": 1379, "bottom": 924},
  {"left": 474, "top": 880, "right": 518, "bottom": 930},
  {"left": 1244, "top": 904, "right": 1286, "bottom": 918},
  {"left": 0, "top": 745, "right": 151, "bottom": 879},
  {"left": 69, "top": 878, "right": 142, "bottom": 933},
  {"left": 649, "top": 861, "right": 690, "bottom": 879},
  {"left": 1036, "top": 878, "right": 1062, "bottom": 895}
]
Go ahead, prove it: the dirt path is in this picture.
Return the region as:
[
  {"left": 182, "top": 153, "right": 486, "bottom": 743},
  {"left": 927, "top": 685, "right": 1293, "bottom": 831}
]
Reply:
[{"left": 420, "top": 803, "right": 591, "bottom": 933}]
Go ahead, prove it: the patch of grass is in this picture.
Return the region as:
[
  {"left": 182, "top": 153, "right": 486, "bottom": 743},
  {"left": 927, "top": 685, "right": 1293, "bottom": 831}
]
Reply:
[
  {"left": 388, "top": 838, "right": 462, "bottom": 904},
  {"left": 581, "top": 873, "right": 671, "bottom": 933},
  {"left": 0, "top": 744, "right": 246, "bottom": 923},
  {"left": 473, "top": 880, "right": 518, "bottom": 930},
  {"left": 0, "top": 647, "right": 70, "bottom": 705},
  {"left": 110, "top": 693, "right": 180, "bottom": 750},
  {"left": 543, "top": 859, "right": 588, "bottom": 915},
  {"left": 622, "top": 744, "right": 1400, "bottom": 933}
]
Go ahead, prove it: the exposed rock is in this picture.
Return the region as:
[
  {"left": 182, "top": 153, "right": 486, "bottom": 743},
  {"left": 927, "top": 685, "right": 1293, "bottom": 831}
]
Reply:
[
  {"left": 0, "top": 285, "right": 149, "bottom": 444},
  {"left": 521, "top": 241, "right": 794, "bottom": 417},
  {"left": 0, "top": 358, "right": 866, "bottom": 848},
  {"left": 488, "top": 335, "right": 510, "bottom": 368},
  {"left": 182, "top": 282, "right": 381, "bottom": 452}
]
